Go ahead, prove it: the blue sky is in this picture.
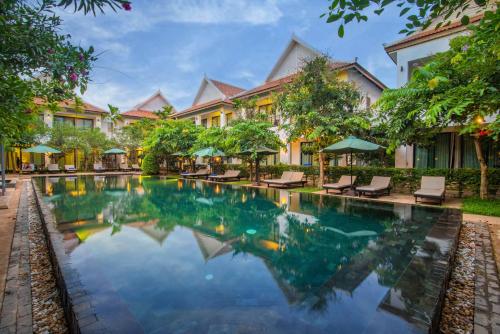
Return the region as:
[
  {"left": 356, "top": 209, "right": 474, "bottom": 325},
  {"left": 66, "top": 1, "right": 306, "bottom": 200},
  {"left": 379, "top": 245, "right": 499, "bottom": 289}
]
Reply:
[{"left": 58, "top": 0, "right": 408, "bottom": 112}]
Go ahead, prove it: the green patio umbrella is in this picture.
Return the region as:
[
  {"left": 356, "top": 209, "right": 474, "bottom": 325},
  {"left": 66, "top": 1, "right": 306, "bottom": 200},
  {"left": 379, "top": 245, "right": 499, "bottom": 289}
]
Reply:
[
  {"left": 192, "top": 147, "right": 225, "bottom": 158},
  {"left": 238, "top": 146, "right": 278, "bottom": 185},
  {"left": 321, "top": 136, "right": 385, "bottom": 187},
  {"left": 22, "top": 145, "right": 62, "bottom": 172},
  {"left": 192, "top": 147, "right": 226, "bottom": 174},
  {"left": 104, "top": 148, "right": 127, "bottom": 154},
  {"left": 104, "top": 148, "right": 127, "bottom": 170},
  {"left": 23, "top": 145, "right": 61, "bottom": 154}
]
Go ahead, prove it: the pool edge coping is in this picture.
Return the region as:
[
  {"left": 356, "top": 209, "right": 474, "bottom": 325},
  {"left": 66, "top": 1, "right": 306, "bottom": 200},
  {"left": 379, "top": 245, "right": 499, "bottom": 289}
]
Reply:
[{"left": 31, "top": 179, "right": 106, "bottom": 334}]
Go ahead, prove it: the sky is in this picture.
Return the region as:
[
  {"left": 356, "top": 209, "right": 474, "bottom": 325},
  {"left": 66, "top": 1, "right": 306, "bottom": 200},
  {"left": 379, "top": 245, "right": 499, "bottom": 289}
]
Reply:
[{"left": 57, "top": 0, "right": 408, "bottom": 112}]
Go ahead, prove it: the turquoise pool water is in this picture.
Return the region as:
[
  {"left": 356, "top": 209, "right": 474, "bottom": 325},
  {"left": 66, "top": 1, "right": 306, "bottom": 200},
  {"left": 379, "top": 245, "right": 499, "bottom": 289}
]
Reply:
[{"left": 35, "top": 175, "right": 457, "bottom": 333}]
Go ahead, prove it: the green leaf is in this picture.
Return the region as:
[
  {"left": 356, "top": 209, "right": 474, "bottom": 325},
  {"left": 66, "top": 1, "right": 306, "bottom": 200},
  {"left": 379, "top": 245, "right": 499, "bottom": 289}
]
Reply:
[
  {"left": 399, "top": 7, "right": 411, "bottom": 16},
  {"left": 461, "top": 15, "right": 470, "bottom": 25},
  {"left": 338, "top": 24, "right": 345, "bottom": 37}
]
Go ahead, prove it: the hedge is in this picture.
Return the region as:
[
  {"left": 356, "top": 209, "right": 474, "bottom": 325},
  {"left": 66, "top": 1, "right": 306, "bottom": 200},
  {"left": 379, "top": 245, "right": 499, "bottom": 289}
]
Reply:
[{"left": 222, "top": 163, "right": 500, "bottom": 197}]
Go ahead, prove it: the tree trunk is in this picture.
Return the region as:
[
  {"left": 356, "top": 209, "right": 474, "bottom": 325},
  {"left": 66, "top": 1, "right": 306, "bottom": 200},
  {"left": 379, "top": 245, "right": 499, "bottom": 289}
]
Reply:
[
  {"left": 248, "top": 160, "right": 254, "bottom": 182},
  {"left": 318, "top": 152, "right": 325, "bottom": 187},
  {"left": 254, "top": 158, "right": 261, "bottom": 186},
  {"left": 473, "top": 137, "right": 488, "bottom": 199}
]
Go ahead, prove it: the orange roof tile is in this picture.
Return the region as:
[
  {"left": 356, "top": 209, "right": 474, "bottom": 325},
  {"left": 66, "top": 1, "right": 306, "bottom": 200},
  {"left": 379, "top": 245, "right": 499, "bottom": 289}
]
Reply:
[
  {"left": 33, "top": 97, "right": 107, "bottom": 114},
  {"left": 122, "top": 109, "right": 159, "bottom": 119},
  {"left": 384, "top": 13, "right": 484, "bottom": 53},
  {"left": 173, "top": 98, "right": 233, "bottom": 118},
  {"left": 210, "top": 79, "right": 245, "bottom": 97}
]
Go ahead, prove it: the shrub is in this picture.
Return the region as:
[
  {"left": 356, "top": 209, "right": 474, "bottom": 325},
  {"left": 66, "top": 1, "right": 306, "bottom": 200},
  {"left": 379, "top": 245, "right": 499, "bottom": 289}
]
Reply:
[
  {"left": 141, "top": 153, "right": 159, "bottom": 175},
  {"left": 223, "top": 163, "right": 499, "bottom": 197}
]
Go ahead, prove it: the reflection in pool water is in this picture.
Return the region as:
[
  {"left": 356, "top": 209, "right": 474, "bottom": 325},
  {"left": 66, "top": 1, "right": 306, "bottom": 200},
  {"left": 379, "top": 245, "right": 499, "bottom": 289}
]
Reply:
[{"left": 36, "top": 175, "right": 453, "bottom": 334}]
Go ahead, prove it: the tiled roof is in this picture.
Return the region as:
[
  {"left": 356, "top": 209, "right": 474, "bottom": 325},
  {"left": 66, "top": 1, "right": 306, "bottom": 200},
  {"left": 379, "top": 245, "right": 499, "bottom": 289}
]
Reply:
[
  {"left": 122, "top": 109, "right": 159, "bottom": 119},
  {"left": 232, "top": 74, "right": 296, "bottom": 99},
  {"left": 33, "top": 97, "right": 107, "bottom": 114},
  {"left": 210, "top": 79, "right": 245, "bottom": 97},
  {"left": 174, "top": 98, "right": 233, "bottom": 118},
  {"left": 384, "top": 13, "right": 484, "bottom": 53}
]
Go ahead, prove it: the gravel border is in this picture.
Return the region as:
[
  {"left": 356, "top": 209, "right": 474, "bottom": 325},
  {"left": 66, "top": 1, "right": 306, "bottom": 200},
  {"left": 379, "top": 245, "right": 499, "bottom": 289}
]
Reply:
[
  {"left": 439, "top": 221, "right": 475, "bottom": 333},
  {"left": 28, "top": 186, "right": 68, "bottom": 333}
]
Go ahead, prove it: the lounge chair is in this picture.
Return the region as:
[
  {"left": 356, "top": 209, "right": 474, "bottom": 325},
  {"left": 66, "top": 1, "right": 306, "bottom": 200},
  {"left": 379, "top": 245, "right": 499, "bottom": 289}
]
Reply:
[
  {"left": 0, "top": 179, "right": 17, "bottom": 189},
  {"left": 208, "top": 170, "right": 241, "bottom": 182},
  {"left": 181, "top": 168, "right": 210, "bottom": 179},
  {"left": 355, "top": 176, "right": 391, "bottom": 197},
  {"left": 64, "top": 165, "right": 77, "bottom": 173},
  {"left": 132, "top": 164, "right": 141, "bottom": 171},
  {"left": 414, "top": 176, "right": 446, "bottom": 205},
  {"left": 21, "top": 163, "right": 35, "bottom": 174},
  {"left": 120, "top": 163, "right": 132, "bottom": 171},
  {"left": 94, "top": 163, "right": 106, "bottom": 173},
  {"left": 262, "top": 171, "right": 306, "bottom": 188},
  {"left": 323, "top": 175, "right": 357, "bottom": 194},
  {"left": 47, "top": 164, "right": 61, "bottom": 173}
]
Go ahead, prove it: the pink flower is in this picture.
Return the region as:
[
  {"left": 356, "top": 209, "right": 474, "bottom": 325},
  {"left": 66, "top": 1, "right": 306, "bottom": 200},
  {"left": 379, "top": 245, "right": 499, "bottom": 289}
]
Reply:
[
  {"left": 48, "top": 48, "right": 54, "bottom": 54},
  {"left": 69, "top": 73, "right": 78, "bottom": 82},
  {"left": 79, "top": 53, "right": 85, "bottom": 61},
  {"left": 122, "top": 2, "right": 131, "bottom": 11}
]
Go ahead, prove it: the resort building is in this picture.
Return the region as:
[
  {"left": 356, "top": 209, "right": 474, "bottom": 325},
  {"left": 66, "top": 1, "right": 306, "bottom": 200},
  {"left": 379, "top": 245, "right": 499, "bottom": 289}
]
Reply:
[
  {"left": 5, "top": 90, "right": 172, "bottom": 172},
  {"left": 384, "top": 6, "right": 499, "bottom": 169},
  {"left": 173, "top": 35, "right": 386, "bottom": 166}
]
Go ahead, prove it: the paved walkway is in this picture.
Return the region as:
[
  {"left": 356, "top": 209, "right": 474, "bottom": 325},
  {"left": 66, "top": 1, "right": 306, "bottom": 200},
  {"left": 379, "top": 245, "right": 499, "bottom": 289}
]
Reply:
[{"left": 0, "top": 182, "right": 32, "bottom": 333}]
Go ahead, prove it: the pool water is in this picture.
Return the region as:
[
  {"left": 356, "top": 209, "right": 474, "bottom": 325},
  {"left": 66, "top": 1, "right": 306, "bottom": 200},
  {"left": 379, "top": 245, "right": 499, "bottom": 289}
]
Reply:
[{"left": 35, "top": 175, "right": 457, "bottom": 334}]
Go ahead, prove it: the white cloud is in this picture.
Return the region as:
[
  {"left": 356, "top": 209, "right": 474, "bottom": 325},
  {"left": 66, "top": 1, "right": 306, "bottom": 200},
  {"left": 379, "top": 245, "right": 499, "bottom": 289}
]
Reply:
[{"left": 155, "top": 0, "right": 282, "bottom": 25}]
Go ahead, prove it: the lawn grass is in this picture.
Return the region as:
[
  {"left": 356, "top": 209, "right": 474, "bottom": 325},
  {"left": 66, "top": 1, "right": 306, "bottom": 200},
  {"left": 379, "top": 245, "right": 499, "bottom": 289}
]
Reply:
[
  {"left": 462, "top": 196, "right": 500, "bottom": 217},
  {"left": 226, "top": 180, "right": 252, "bottom": 185},
  {"left": 289, "top": 186, "right": 321, "bottom": 193}
]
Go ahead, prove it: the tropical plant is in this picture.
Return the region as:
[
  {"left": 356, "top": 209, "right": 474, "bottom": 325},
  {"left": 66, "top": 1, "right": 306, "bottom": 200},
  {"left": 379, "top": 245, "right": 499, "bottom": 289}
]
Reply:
[
  {"left": 106, "top": 104, "right": 123, "bottom": 126},
  {"left": 190, "top": 126, "right": 228, "bottom": 153},
  {"left": 225, "top": 118, "right": 285, "bottom": 183},
  {"left": 275, "top": 56, "right": 367, "bottom": 186},
  {"left": 322, "top": 0, "right": 492, "bottom": 37},
  {"left": 155, "top": 105, "right": 174, "bottom": 120},
  {"left": 376, "top": 10, "right": 499, "bottom": 198}
]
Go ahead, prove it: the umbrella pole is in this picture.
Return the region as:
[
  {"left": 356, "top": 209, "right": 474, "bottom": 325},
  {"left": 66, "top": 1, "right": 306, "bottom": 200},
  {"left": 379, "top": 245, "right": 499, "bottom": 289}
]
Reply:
[
  {"left": 1, "top": 143, "right": 5, "bottom": 196},
  {"left": 254, "top": 157, "right": 261, "bottom": 186},
  {"left": 350, "top": 151, "right": 353, "bottom": 191}
]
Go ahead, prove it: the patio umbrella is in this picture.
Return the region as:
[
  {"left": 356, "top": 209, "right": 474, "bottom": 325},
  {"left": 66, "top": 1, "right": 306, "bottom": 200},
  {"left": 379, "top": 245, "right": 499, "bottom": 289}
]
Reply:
[
  {"left": 192, "top": 147, "right": 225, "bottom": 173},
  {"left": 22, "top": 145, "right": 62, "bottom": 171},
  {"left": 238, "top": 146, "right": 278, "bottom": 185},
  {"left": 23, "top": 144, "right": 61, "bottom": 154},
  {"left": 192, "top": 147, "right": 225, "bottom": 158},
  {"left": 321, "top": 136, "right": 385, "bottom": 187},
  {"left": 104, "top": 148, "right": 127, "bottom": 170}
]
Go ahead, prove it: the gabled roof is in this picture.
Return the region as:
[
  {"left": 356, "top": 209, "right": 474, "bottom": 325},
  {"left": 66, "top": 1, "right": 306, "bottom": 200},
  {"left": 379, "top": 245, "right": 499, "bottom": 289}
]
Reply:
[
  {"left": 33, "top": 97, "right": 108, "bottom": 114},
  {"left": 121, "top": 109, "right": 159, "bottom": 120},
  {"left": 133, "top": 89, "right": 176, "bottom": 112},
  {"left": 233, "top": 61, "right": 386, "bottom": 100},
  {"left": 265, "top": 34, "right": 325, "bottom": 82},
  {"left": 192, "top": 76, "right": 245, "bottom": 106},
  {"left": 173, "top": 98, "right": 233, "bottom": 118},
  {"left": 210, "top": 79, "right": 245, "bottom": 97},
  {"left": 384, "top": 12, "right": 484, "bottom": 56}
]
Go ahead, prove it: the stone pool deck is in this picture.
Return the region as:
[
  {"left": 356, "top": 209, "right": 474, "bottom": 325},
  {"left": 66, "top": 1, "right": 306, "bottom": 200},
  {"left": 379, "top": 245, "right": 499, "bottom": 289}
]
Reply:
[{"left": 0, "top": 174, "right": 499, "bottom": 333}]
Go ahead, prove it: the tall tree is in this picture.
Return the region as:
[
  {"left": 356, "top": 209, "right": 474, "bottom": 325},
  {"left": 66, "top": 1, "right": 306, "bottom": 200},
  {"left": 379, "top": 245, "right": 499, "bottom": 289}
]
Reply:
[
  {"left": 225, "top": 118, "right": 284, "bottom": 184},
  {"left": 376, "top": 10, "right": 499, "bottom": 199},
  {"left": 275, "top": 56, "right": 368, "bottom": 187}
]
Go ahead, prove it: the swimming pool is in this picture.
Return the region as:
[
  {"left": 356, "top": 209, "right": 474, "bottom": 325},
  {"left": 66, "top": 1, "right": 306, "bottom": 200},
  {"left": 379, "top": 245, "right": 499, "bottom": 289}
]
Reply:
[{"left": 34, "top": 175, "right": 461, "bottom": 333}]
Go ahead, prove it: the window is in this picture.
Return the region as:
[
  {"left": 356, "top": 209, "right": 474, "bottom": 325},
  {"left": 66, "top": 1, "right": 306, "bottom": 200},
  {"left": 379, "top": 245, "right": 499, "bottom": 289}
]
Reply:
[
  {"left": 461, "top": 136, "right": 500, "bottom": 168},
  {"left": 201, "top": 118, "right": 208, "bottom": 128},
  {"left": 75, "top": 118, "right": 93, "bottom": 128},
  {"left": 258, "top": 105, "right": 279, "bottom": 126},
  {"left": 300, "top": 142, "right": 315, "bottom": 166},
  {"left": 408, "top": 56, "right": 433, "bottom": 81},
  {"left": 53, "top": 116, "right": 93, "bottom": 128},
  {"left": 414, "top": 133, "right": 451, "bottom": 168},
  {"left": 54, "top": 116, "right": 74, "bottom": 126},
  {"left": 212, "top": 116, "right": 220, "bottom": 127}
]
